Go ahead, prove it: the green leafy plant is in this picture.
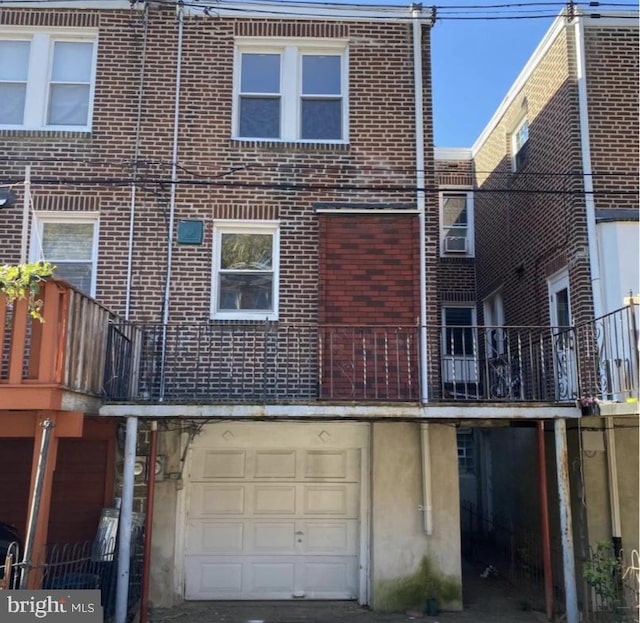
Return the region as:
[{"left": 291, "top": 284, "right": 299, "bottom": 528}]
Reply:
[
  {"left": 584, "top": 542, "right": 623, "bottom": 613},
  {"left": 0, "top": 262, "right": 56, "bottom": 321}
]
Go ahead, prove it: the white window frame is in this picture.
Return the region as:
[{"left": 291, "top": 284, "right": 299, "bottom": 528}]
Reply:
[
  {"left": 232, "top": 37, "right": 349, "bottom": 144},
  {"left": 0, "top": 29, "right": 98, "bottom": 131},
  {"left": 30, "top": 211, "right": 100, "bottom": 297},
  {"left": 210, "top": 220, "right": 280, "bottom": 321},
  {"left": 439, "top": 189, "right": 474, "bottom": 257},
  {"left": 511, "top": 117, "right": 529, "bottom": 172}
]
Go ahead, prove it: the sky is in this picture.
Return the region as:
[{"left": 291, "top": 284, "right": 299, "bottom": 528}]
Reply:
[{"left": 430, "top": 14, "right": 554, "bottom": 148}]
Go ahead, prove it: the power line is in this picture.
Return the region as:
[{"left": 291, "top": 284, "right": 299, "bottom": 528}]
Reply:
[{"left": 1, "top": 175, "right": 637, "bottom": 197}]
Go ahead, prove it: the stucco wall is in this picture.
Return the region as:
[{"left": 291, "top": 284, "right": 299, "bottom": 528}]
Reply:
[
  {"left": 371, "top": 422, "right": 461, "bottom": 611},
  {"left": 149, "top": 427, "right": 183, "bottom": 608}
]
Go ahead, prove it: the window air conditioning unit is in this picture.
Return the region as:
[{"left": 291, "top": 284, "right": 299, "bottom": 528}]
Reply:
[{"left": 444, "top": 236, "right": 468, "bottom": 253}]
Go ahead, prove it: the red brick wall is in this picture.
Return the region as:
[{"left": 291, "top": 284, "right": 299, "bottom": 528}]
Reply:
[
  {"left": 473, "top": 27, "right": 590, "bottom": 327},
  {"left": 584, "top": 26, "right": 639, "bottom": 213},
  {"left": 319, "top": 214, "right": 420, "bottom": 324},
  {"left": 0, "top": 8, "right": 434, "bottom": 330}
]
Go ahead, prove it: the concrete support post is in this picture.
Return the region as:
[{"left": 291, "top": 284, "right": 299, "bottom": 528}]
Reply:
[{"left": 554, "top": 418, "right": 579, "bottom": 623}]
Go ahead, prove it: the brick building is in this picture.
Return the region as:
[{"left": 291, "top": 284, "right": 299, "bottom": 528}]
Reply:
[{"left": 0, "top": 1, "right": 637, "bottom": 620}]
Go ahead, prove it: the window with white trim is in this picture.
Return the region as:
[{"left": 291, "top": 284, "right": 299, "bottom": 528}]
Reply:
[
  {"left": 0, "top": 32, "right": 97, "bottom": 130},
  {"left": 234, "top": 39, "right": 348, "bottom": 142},
  {"left": 211, "top": 222, "right": 280, "bottom": 320},
  {"left": 511, "top": 117, "right": 529, "bottom": 171},
  {"left": 30, "top": 213, "right": 99, "bottom": 296},
  {"left": 440, "top": 191, "right": 474, "bottom": 256}
]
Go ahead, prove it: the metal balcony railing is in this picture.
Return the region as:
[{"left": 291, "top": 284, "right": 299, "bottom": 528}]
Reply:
[
  {"left": 4, "top": 286, "right": 636, "bottom": 407},
  {"left": 574, "top": 304, "right": 639, "bottom": 404}
]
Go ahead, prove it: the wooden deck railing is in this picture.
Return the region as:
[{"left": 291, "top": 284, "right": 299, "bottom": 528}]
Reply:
[{"left": 0, "top": 280, "right": 138, "bottom": 407}]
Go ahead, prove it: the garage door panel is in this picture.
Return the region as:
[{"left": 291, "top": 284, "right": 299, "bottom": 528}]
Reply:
[
  {"left": 254, "top": 450, "right": 296, "bottom": 478},
  {"left": 254, "top": 485, "right": 296, "bottom": 514},
  {"left": 192, "top": 450, "right": 246, "bottom": 479},
  {"left": 303, "top": 521, "right": 358, "bottom": 555},
  {"left": 187, "top": 521, "right": 245, "bottom": 554},
  {"left": 186, "top": 438, "right": 363, "bottom": 601},
  {"left": 191, "top": 484, "right": 245, "bottom": 515},
  {"left": 304, "top": 450, "right": 347, "bottom": 478},
  {"left": 253, "top": 522, "right": 296, "bottom": 553},
  {"left": 251, "top": 561, "right": 295, "bottom": 592},
  {"left": 304, "top": 560, "right": 350, "bottom": 590},
  {"left": 185, "top": 560, "right": 243, "bottom": 597}
]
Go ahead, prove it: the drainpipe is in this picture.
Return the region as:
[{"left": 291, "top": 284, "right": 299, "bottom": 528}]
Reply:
[
  {"left": 420, "top": 424, "right": 433, "bottom": 535},
  {"left": 20, "top": 165, "right": 31, "bottom": 264},
  {"left": 125, "top": 2, "right": 150, "bottom": 321},
  {"left": 159, "top": 2, "right": 184, "bottom": 400},
  {"left": 411, "top": 4, "right": 429, "bottom": 403},
  {"left": 554, "top": 418, "right": 579, "bottom": 623},
  {"left": 116, "top": 416, "right": 138, "bottom": 623},
  {"left": 574, "top": 14, "right": 622, "bottom": 553},
  {"left": 140, "top": 421, "right": 158, "bottom": 623}
]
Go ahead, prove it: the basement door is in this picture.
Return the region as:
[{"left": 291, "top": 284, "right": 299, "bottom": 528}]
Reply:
[{"left": 184, "top": 432, "right": 361, "bottom": 600}]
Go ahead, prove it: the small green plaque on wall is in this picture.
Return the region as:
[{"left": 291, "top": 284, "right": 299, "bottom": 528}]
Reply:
[{"left": 177, "top": 220, "right": 204, "bottom": 245}]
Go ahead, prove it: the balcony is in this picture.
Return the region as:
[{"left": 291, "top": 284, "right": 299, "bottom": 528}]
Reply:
[
  {"left": 2, "top": 281, "right": 637, "bottom": 409},
  {"left": 0, "top": 280, "right": 138, "bottom": 411}
]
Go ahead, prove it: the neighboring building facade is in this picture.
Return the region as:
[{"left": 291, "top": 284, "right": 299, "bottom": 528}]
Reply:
[{"left": 465, "top": 7, "right": 639, "bottom": 615}]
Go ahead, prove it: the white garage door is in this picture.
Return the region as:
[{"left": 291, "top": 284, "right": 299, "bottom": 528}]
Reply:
[{"left": 185, "top": 425, "right": 363, "bottom": 600}]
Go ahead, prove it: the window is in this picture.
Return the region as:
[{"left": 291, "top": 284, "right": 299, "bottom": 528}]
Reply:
[
  {"left": 31, "top": 213, "right": 99, "bottom": 296},
  {"left": 0, "top": 32, "right": 96, "bottom": 130},
  {"left": 457, "top": 428, "right": 475, "bottom": 475},
  {"left": 211, "top": 222, "right": 280, "bottom": 320},
  {"left": 234, "top": 39, "right": 347, "bottom": 142},
  {"left": 511, "top": 117, "right": 529, "bottom": 171},
  {"left": 440, "top": 191, "right": 474, "bottom": 256}
]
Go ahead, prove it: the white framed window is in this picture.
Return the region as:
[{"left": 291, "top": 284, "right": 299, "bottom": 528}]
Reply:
[
  {"left": 511, "top": 117, "right": 529, "bottom": 172},
  {"left": 440, "top": 190, "right": 474, "bottom": 256},
  {"left": 30, "top": 212, "right": 100, "bottom": 297},
  {"left": 233, "top": 38, "right": 348, "bottom": 143},
  {"left": 211, "top": 221, "right": 280, "bottom": 321},
  {"left": 0, "top": 31, "right": 97, "bottom": 131},
  {"left": 457, "top": 428, "right": 475, "bottom": 475}
]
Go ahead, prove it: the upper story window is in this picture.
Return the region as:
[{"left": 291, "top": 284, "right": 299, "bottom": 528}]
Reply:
[
  {"left": 211, "top": 221, "right": 280, "bottom": 321},
  {"left": 440, "top": 191, "right": 474, "bottom": 256},
  {"left": 30, "top": 213, "right": 99, "bottom": 296},
  {"left": 511, "top": 117, "right": 529, "bottom": 172},
  {"left": 0, "top": 32, "right": 97, "bottom": 131},
  {"left": 234, "top": 39, "right": 348, "bottom": 143}
]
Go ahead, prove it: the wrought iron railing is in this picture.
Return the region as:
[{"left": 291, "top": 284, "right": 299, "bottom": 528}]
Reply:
[
  {"left": 130, "top": 322, "right": 420, "bottom": 402},
  {"left": 428, "top": 324, "right": 580, "bottom": 402},
  {"left": 575, "top": 305, "right": 639, "bottom": 404}
]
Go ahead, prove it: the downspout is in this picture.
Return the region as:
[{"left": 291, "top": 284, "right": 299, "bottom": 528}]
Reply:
[
  {"left": 411, "top": 4, "right": 429, "bottom": 403},
  {"left": 412, "top": 5, "right": 433, "bottom": 537},
  {"left": 574, "top": 14, "right": 622, "bottom": 552},
  {"left": 159, "top": 2, "right": 185, "bottom": 400},
  {"left": 125, "top": 2, "right": 150, "bottom": 321}
]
